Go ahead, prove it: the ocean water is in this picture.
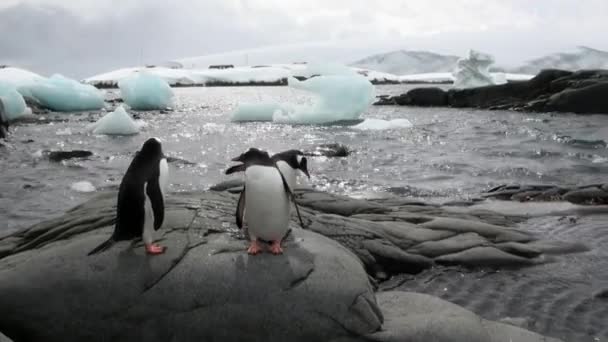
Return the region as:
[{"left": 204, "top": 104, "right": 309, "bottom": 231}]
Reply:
[{"left": 1, "top": 85, "right": 608, "bottom": 341}]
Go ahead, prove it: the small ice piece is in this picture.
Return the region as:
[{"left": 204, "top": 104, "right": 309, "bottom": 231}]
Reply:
[
  {"left": 231, "top": 103, "right": 289, "bottom": 122},
  {"left": 71, "top": 181, "right": 96, "bottom": 193},
  {"left": 118, "top": 72, "right": 174, "bottom": 110},
  {"left": 90, "top": 105, "right": 142, "bottom": 135},
  {"left": 0, "top": 82, "right": 28, "bottom": 120},
  {"left": 452, "top": 50, "right": 505, "bottom": 89},
  {"left": 353, "top": 118, "right": 413, "bottom": 130},
  {"left": 19, "top": 74, "right": 104, "bottom": 112}
]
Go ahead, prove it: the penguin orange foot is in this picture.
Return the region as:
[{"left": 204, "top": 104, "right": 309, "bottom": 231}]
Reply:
[
  {"left": 270, "top": 240, "right": 283, "bottom": 255},
  {"left": 145, "top": 244, "right": 166, "bottom": 255},
  {"left": 247, "top": 240, "right": 263, "bottom": 255}
]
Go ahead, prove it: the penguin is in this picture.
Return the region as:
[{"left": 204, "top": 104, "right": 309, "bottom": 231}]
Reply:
[
  {"left": 225, "top": 148, "right": 309, "bottom": 235},
  {"left": 88, "top": 137, "right": 169, "bottom": 256},
  {"left": 0, "top": 99, "right": 8, "bottom": 139},
  {"left": 226, "top": 148, "right": 304, "bottom": 255}
]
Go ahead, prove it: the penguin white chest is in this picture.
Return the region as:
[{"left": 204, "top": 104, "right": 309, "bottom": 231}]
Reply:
[{"left": 244, "top": 165, "right": 290, "bottom": 241}]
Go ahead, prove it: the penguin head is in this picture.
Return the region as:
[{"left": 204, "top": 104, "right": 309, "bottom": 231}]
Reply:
[
  {"left": 140, "top": 137, "right": 164, "bottom": 160},
  {"left": 231, "top": 147, "right": 269, "bottom": 163},
  {"left": 297, "top": 155, "right": 310, "bottom": 179}
]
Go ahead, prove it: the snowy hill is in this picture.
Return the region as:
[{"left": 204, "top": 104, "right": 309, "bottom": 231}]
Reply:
[
  {"left": 513, "top": 46, "right": 608, "bottom": 75},
  {"left": 349, "top": 50, "right": 460, "bottom": 76}
]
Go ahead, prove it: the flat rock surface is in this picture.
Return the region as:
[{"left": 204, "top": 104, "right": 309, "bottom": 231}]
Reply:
[
  {"left": 0, "top": 188, "right": 569, "bottom": 342},
  {"left": 484, "top": 183, "right": 608, "bottom": 205},
  {"left": 368, "top": 291, "right": 563, "bottom": 342}
]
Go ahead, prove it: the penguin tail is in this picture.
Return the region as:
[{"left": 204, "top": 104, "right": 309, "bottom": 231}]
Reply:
[{"left": 87, "top": 237, "right": 116, "bottom": 256}]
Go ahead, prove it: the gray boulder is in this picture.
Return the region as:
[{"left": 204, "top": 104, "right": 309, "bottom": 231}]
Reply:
[
  {"left": 0, "top": 219, "right": 382, "bottom": 341},
  {"left": 366, "top": 291, "right": 563, "bottom": 342}
]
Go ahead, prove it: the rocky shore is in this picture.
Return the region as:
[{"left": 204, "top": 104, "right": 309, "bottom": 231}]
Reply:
[
  {"left": 0, "top": 184, "right": 579, "bottom": 341},
  {"left": 375, "top": 69, "right": 608, "bottom": 114}
]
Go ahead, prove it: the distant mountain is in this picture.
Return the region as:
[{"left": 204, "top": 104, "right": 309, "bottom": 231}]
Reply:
[
  {"left": 349, "top": 50, "right": 460, "bottom": 76},
  {"left": 513, "top": 46, "right": 608, "bottom": 75}
]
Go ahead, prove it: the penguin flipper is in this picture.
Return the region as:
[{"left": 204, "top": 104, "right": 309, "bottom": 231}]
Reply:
[
  {"left": 146, "top": 179, "right": 165, "bottom": 231},
  {"left": 236, "top": 185, "right": 246, "bottom": 229},
  {"left": 87, "top": 237, "right": 116, "bottom": 256},
  {"left": 225, "top": 164, "right": 246, "bottom": 175},
  {"left": 276, "top": 167, "right": 306, "bottom": 229}
]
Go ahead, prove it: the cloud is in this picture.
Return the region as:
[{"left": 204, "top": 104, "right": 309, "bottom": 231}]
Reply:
[{"left": 0, "top": 0, "right": 606, "bottom": 77}]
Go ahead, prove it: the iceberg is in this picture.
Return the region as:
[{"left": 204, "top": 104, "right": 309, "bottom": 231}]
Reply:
[
  {"left": 0, "top": 82, "right": 28, "bottom": 120},
  {"left": 353, "top": 118, "right": 413, "bottom": 130},
  {"left": 19, "top": 74, "right": 105, "bottom": 112},
  {"left": 452, "top": 50, "right": 507, "bottom": 89},
  {"left": 90, "top": 106, "right": 142, "bottom": 135},
  {"left": 231, "top": 64, "right": 375, "bottom": 125},
  {"left": 118, "top": 72, "right": 175, "bottom": 110},
  {"left": 231, "top": 103, "right": 289, "bottom": 122}
]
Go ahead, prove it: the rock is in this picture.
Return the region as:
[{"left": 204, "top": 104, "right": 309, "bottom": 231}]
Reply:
[
  {"left": 296, "top": 189, "right": 389, "bottom": 216},
  {"left": 0, "top": 225, "right": 382, "bottom": 341},
  {"left": 305, "top": 143, "right": 350, "bottom": 158},
  {"left": 495, "top": 242, "right": 542, "bottom": 258},
  {"left": 396, "top": 87, "right": 448, "bottom": 106},
  {"left": 361, "top": 239, "right": 433, "bottom": 274},
  {"left": 377, "top": 68, "right": 608, "bottom": 114},
  {"left": 165, "top": 156, "right": 197, "bottom": 166},
  {"left": 546, "top": 81, "right": 608, "bottom": 114},
  {"left": 209, "top": 179, "right": 244, "bottom": 191},
  {"left": 421, "top": 217, "right": 534, "bottom": 243},
  {"left": 435, "top": 246, "right": 536, "bottom": 267},
  {"left": 368, "top": 291, "right": 562, "bottom": 342},
  {"left": 408, "top": 232, "right": 489, "bottom": 258},
  {"left": 563, "top": 187, "right": 608, "bottom": 205},
  {"left": 48, "top": 150, "right": 93, "bottom": 162},
  {"left": 526, "top": 240, "right": 590, "bottom": 255}
]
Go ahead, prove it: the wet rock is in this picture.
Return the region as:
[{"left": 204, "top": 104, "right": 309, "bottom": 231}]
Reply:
[
  {"left": 377, "top": 69, "right": 608, "bottom": 114},
  {"left": 305, "top": 143, "right": 350, "bottom": 158},
  {"left": 296, "top": 189, "right": 389, "bottom": 216},
  {"left": 563, "top": 187, "right": 608, "bottom": 205},
  {"left": 408, "top": 232, "right": 489, "bottom": 258},
  {"left": 209, "top": 179, "right": 244, "bottom": 191},
  {"left": 369, "top": 291, "right": 562, "bottom": 342},
  {"left": 526, "top": 240, "right": 590, "bottom": 255},
  {"left": 435, "top": 246, "right": 536, "bottom": 267},
  {"left": 421, "top": 217, "right": 533, "bottom": 243},
  {"left": 0, "top": 209, "right": 382, "bottom": 341},
  {"left": 396, "top": 87, "right": 448, "bottom": 106},
  {"left": 495, "top": 242, "right": 542, "bottom": 258},
  {"left": 48, "top": 150, "right": 93, "bottom": 162},
  {"left": 165, "top": 156, "right": 197, "bottom": 166}
]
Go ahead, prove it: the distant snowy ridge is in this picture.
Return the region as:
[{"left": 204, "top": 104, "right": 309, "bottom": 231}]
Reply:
[
  {"left": 514, "top": 46, "right": 608, "bottom": 75},
  {"left": 350, "top": 50, "right": 460, "bottom": 75}
]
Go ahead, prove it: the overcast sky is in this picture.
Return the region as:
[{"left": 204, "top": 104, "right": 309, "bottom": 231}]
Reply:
[{"left": 1, "top": 0, "right": 607, "bottom": 78}]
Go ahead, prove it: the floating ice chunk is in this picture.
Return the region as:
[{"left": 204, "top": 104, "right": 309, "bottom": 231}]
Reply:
[
  {"left": 231, "top": 64, "right": 374, "bottom": 125},
  {"left": 118, "top": 72, "right": 174, "bottom": 110},
  {"left": 231, "top": 103, "right": 289, "bottom": 122},
  {"left": 71, "top": 181, "right": 96, "bottom": 193},
  {"left": 0, "top": 82, "right": 27, "bottom": 120},
  {"left": 90, "top": 106, "right": 142, "bottom": 135},
  {"left": 18, "top": 74, "right": 104, "bottom": 112},
  {"left": 353, "top": 118, "right": 413, "bottom": 130},
  {"left": 452, "top": 50, "right": 505, "bottom": 89}
]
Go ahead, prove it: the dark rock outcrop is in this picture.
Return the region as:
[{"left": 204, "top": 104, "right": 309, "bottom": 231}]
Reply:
[
  {"left": 47, "top": 150, "right": 93, "bottom": 162},
  {"left": 484, "top": 183, "right": 608, "bottom": 205},
  {"left": 376, "top": 69, "right": 608, "bottom": 114},
  {"left": 0, "top": 188, "right": 567, "bottom": 342},
  {"left": 305, "top": 143, "right": 351, "bottom": 158}
]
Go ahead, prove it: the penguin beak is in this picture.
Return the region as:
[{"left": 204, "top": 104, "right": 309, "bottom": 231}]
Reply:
[
  {"left": 231, "top": 155, "right": 243, "bottom": 162},
  {"left": 299, "top": 157, "right": 310, "bottom": 179}
]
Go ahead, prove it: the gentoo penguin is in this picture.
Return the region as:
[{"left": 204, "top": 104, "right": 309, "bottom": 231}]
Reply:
[
  {"left": 88, "top": 137, "right": 169, "bottom": 256},
  {"left": 226, "top": 148, "right": 303, "bottom": 255},
  {"left": 225, "top": 148, "right": 308, "bottom": 236},
  {"left": 0, "top": 99, "right": 8, "bottom": 139}
]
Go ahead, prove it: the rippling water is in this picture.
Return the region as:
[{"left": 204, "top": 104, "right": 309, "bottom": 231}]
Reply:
[{"left": 1, "top": 85, "right": 608, "bottom": 341}]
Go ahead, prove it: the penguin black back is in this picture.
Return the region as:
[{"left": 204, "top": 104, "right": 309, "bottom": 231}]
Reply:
[
  {"left": 0, "top": 99, "right": 8, "bottom": 139},
  {"left": 88, "top": 138, "right": 165, "bottom": 255}
]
